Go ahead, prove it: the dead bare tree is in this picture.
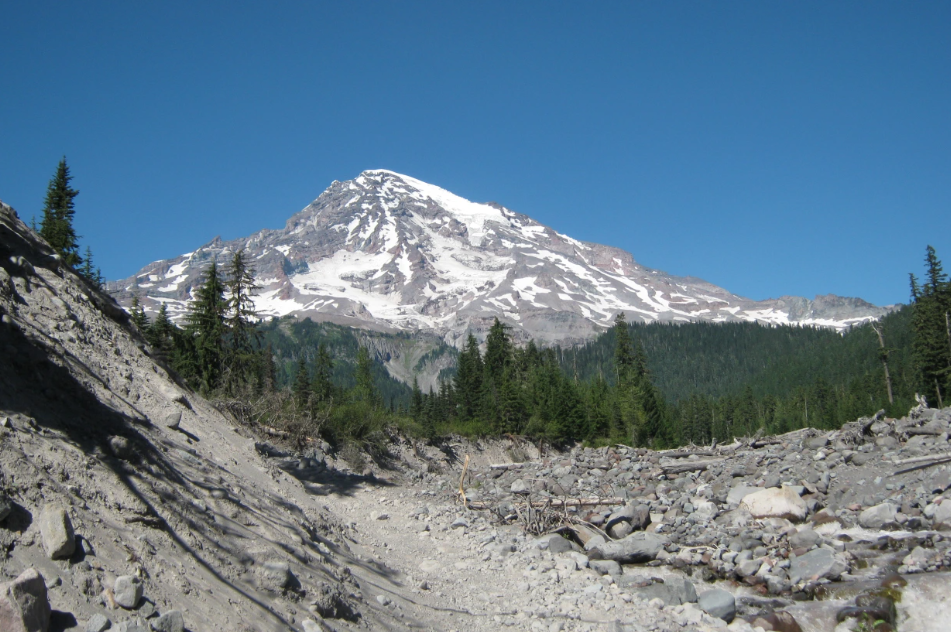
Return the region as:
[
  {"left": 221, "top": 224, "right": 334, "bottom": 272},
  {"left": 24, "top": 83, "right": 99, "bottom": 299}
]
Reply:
[{"left": 870, "top": 322, "right": 894, "bottom": 405}]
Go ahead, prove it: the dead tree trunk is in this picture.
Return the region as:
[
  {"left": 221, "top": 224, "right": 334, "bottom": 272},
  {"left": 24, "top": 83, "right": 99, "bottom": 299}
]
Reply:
[{"left": 871, "top": 322, "right": 894, "bottom": 405}]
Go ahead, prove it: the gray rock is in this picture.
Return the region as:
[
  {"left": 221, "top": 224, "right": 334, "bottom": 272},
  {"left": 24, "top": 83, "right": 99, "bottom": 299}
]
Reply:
[
  {"left": 858, "top": 502, "right": 899, "bottom": 529},
  {"left": 589, "top": 559, "right": 622, "bottom": 577},
  {"left": 116, "top": 621, "right": 148, "bottom": 632},
  {"left": 0, "top": 495, "right": 12, "bottom": 522},
  {"left": 449, "top": 517, "right": 469, "bottom": 529},
  {"left": 160, "top": 410, "right": 182, "bottom": 430},
  {"left": 510, "top": 479, "right": 530, "bottom": 494},
  {"left": 85, "top": 613, "right": 111, "bottom": 632},
  {"left": 302, "top": 620, "right": 323, "bottom": 632},
  {"left": 0, "top": 568, "right": 51, "bottom": 632},
  {"left": 727, "top": 484, "right": 763, "bottom": 506},
  {"left": 108, "top": 436, "right": 133, "bottom": 460},
  {"left": 789, "top": 547, "right": 846, "bottom": 584},
  {"left": 735, "top": 558, "right": 762, "bottom": 578},
  {"left": 150, "top": 610, "right": 183, "bottom": 632},
  {"left": 583, "top": 535, "right": 606, "bottom": 552},
  {"left": 789, "top": 528, "right": 820, "bottom": 550},
  {"left": 636, "top": 577, "right": 697, "bottom": 606},
  {"left": 260, "top": 561, "right": 294, "bottom": 591},
  {"left": 933, "top": 500, "right": 951, "bottom": 526},
  {"left": 39, "top": 505, "right": 76, "bottom": 559},
  {"left": 114, "top": 575, "right": 143, "bottom": 609},
  {"left": 608, "top": 521, "right": 633, "bottom": 539},
  {"left": 589, "top": 531, "right": 666, "bottom": 564},
  {"left": 697, "top": 589, "right": 735, "bottom": 622}
]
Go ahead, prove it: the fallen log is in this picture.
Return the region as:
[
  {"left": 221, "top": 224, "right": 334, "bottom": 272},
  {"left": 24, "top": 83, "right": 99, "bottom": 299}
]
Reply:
[
  {"left": 660, "top": 459, "right": 724, "bottom": 474},
  {"left": 892, "top": 451, "right": 951, "bottom": 466},
  {"left": 467, "top": 497, "right": 626, "bottom": 510},
  {"left": 657, "top": 449, "right": 718, "bottom": 459},
  {"left": 894, "top": 457, "right": 951, "bottom": 476},
  {"left": 261, "top": 426, "right": 289, "bottom": 438}
]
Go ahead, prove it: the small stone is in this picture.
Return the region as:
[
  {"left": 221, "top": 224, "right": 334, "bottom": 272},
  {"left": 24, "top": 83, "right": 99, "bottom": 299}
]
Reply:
[
  {"left": 789, "top": 528, "right": 820, "bottom": 550},
  {"left": 450, "top": 517, "right": 469, "bottom": 529},
  {"left": 150, "top": 610, "right": 183, "bottom": 632},
  {"left": 85, "top": 613, "right": 111, "bottom": 632},
  {"left": 788, "top": 548, "right": 846, "bottom": 584},
  {"left": 113, "top": 576, "right": 143, "bottom": 609},
  {"left": 740, "top": 487, "right": 808, "bottom": 522},
  {"left": 39, "top": 505, "right": 76, "bottom": 559},
  {"left": 0, "top": 568, "right": 51, "bottom": 632},
  {"left": 376, "top": 594, "right": 391, "bottom": 606},
  {"left": 301, "top": 620, "right": 323, "bottom": 632}
]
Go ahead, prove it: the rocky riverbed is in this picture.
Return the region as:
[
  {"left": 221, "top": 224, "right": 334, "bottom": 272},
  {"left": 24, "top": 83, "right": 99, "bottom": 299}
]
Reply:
[{"left": 265, "top": 403, "right": 951, "bottom": 632}]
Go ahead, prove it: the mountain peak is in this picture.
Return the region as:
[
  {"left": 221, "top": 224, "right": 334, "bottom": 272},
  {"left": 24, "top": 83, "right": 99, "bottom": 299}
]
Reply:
[{"left": 113, "top": 171, "right": 894, "bottom": 346}]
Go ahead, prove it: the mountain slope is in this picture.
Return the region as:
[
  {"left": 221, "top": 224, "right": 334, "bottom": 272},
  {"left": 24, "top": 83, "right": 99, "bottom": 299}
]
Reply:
[{"left": 113, "top": 170, "right": 893, "bottom": 346}]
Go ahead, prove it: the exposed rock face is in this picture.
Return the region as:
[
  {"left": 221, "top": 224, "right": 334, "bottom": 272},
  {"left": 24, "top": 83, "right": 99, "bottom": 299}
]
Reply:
[
  {"left": 112, "top": 170, "right": 893, "bottom": 350},
  {"left": 590, "top": 531, "right": 667, "bottom": 564}
]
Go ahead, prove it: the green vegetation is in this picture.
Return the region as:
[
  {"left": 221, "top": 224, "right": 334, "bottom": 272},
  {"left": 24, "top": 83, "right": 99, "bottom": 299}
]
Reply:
[
  {"left": 131, "top": 241, "right": 948, "bottom": 454},
  {"left": 38, "top": 157, "right": 102, "bottom": 288}
]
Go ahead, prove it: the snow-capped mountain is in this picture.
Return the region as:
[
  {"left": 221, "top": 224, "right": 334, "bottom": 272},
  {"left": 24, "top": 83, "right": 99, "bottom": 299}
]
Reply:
[{"left": 112, "top": 170, "right": 893, "bottom": 346}]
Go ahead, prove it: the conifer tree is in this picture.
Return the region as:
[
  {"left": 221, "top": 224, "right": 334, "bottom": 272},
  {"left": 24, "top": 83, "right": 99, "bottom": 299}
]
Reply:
[
  {"left": 130, "top": 295, "right": 149, "bottom": 331},
  {"left": 224, "top": 249, "right": 260, "bottom": 390},
  {"left": 910, "top": 246, "right": 951, "bottom": 405},
  {"left": 454, "top": 333, "right": 483, "bottom": 420},
  {"left": 185, "top": 261, "right": 228, "bottom": 391},
  {"left": 40, "top": 158, "right": 82, "bottom": 267},
  {"left": 311, "top": 343, "right": 334, "bottom": 404},
  {"left": 410, "top": 376, "right": 424, "bottom": 421},
  {"left": 293, "top": 356, "right": 311, "bottom": 408},
  {"left": 353, "top": 345, "right": 377, "bottom": 405}
]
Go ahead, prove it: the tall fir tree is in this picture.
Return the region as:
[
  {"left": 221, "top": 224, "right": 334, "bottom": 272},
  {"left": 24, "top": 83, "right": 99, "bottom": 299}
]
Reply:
[
  {"left": 40, "top": 158, "right": 82, "bottom": 267},
  {"left": 311, "top": 343, "right": 334, "bottom": 404},
  {"left": 184, "top": 261, "right": 228, "bottom": 392},
  {"left": 910, "top": 246, "right": 951, "bottom": 406},
  {"left": 224, "top": 249, "right": 261, "bottom": 390}
]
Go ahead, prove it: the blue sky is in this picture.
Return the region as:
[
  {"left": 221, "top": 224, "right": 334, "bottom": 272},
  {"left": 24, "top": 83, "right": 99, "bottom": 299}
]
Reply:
[{"left": 1, "top": 2, "right": 948, "bottom": 307}]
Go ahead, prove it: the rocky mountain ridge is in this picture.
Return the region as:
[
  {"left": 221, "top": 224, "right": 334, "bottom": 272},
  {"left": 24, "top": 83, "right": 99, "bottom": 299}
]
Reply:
[{"left": 112, "top": 170, "right": 893, "bottom": 348}]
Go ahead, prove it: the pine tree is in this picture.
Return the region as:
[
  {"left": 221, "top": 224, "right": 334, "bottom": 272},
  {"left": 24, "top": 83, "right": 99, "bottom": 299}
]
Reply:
[
  {"left": 40, "top": 158, "right": 82, "bottom": 267},
  {"left": 130, "top": 295, "right": 149, "bottom": 331},
  {"left": 185, "top": 261, "right": 228, "bottom": 392},
  {"left": 353, "top": 345, "right": 377, "bottom": 405},
  {"left": 410, "top": 376, "right": 424, "bottom": 421},
  {"left": 146, "top": 303, "right": 174, "bottom": 361},
  {"left": 311, "top": 343, "right": 334, "bottom": 404},
  {"left": 454, "top": 333, "right": 483, "bottom": 420},
  {"left": 224, "top": 249, "right": 261, "bottom": 390},
  {"left": 910, "top": 246, "right": 951, "bottom": 405},
  {"left": 293, "top": 356, "right": 311, "bottom": 409},
  {"left": 484, "top": 318, "right": 512, "bottom": 384}
]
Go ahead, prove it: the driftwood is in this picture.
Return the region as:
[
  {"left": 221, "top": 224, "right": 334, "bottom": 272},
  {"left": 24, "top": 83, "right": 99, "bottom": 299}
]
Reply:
[
  {"left": 261, "top": 426, "right": 290, "bottom": 439},
  {"left": 489, "top": 463, "right": 526, "bottom": 471},
  {"left": 892, "top": 452, "right": 951, "bottom": 466},
  {"left": 657, "top": 449, "right": 718, "bottom": 459},
  {"left": 893, "top": 451, "right": 951, "bottom": 475},
  {"left": 566, "top": 522, "right": 606, "bottom": 546},
  {"left": 660, "top": 459, "right": 724, "bottom": 474},
  {"left": 467, "top": 497, "right": 626, "bottom": 510}
]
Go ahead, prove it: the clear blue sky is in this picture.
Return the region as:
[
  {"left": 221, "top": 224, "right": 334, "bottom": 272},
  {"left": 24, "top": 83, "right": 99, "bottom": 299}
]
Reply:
[{"left": 2, "top": 2, "right": 948, "bottom": 307}]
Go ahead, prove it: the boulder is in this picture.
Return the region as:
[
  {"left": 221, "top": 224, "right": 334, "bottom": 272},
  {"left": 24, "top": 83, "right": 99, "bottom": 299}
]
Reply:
[
  {"left": 114, "top": 575, "right": 143, "bottom": 609},
  {"left": 159, "top": 409, "right": 182, "bottom": 430},
  {"left": 108, "top": 436, "right": 133, "bottom": 460},
  {"left": 0, "top": 494, "right": 12, "bottom": 522},
  {"left": 85, "top": 613, "right": 111, "bottom": 632},
  {"left": 259, "top": 561, "right": 295, "bottom": 591},
  {"left": 697, "top": 589, "right": 735, "bottom": 623},
  {"left": 932, "top": 500, "right": 951, "bottom": 527},
  {"left": 510, "top": 479, "right": 530, "bottom": 495},
  {"left": 740, "top": 487, "right": 807, "bottom": 522},
  {"left": 635, "top": 577, "right": 697, "bottom": 606},
  {"left": 0, "top": 568, "right": 50, "bottom": 632},
  {"left": 589, "top": 559, "right": 621, "bottom": 577},
  {"left": 788, "top": 548, "right": 847, "bottom": 584},
  {"left": 691, "top": 499, "right": 718, "bottom": 523},
  {"left": 38, "top": 505, "right": 75, "bottom": 559},
  {"left": 150, "top": 610, "right": 184, "bottom": 632},
  {"left": 727, "top": 484, "right": 763, "bottom": 506},
  {"left": 750, "top": 611, "right": 803, "bottom": 632},
  {"left": 589, "top": 531, "right": 666, "bottom": 564},
  {"left": 858, "top": 502, "right": 899, "bottom": 529},
  {"left": 788, "top": 528, "right": 820, "bottom": 550}
]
